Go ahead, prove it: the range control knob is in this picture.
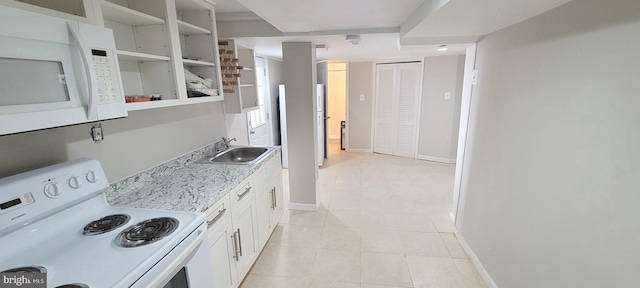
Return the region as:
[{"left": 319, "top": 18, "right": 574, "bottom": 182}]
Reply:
[
  {"left": 44, "top": 182, "right": 63, "bottom": 198},
  {"left": 86, "top": 170, "right": 98, "bottom": 183},
  {"left": 69, "top": 176, "right": 83, "bottom": 189}
]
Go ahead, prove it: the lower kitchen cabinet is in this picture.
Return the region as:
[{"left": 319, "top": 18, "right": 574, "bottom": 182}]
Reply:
[
  {"left": 231, "top": 193, "right": 259, "bottom": 280},
  {"left": 256, "top": 156, "right": 285, "bottom": 249},
  {"left": 207, "top": 215, "right": 238, "bottom": 288},
  {"left": 269, "top": 160, "right": 284, "bottom": 228},
  {"left": 206, "top": 153, "right": 283, "bottom": 288},
  {"left": 256, "top": 185, "right": 275, "bottom": 248}
]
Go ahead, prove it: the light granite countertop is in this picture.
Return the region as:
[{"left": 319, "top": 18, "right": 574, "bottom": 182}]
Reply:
[{"left": 105, "top": 145, "right": 281, "bottom": 213}]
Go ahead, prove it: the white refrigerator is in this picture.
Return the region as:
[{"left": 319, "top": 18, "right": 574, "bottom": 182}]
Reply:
[
  {"left": 279, "top": 84, "right": 325, "bottom": 168},
  {"left": 316, "top": 84, "right": 325, "bottom": 167}
]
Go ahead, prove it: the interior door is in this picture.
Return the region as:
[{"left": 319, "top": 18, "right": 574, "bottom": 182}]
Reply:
[
  {"left": 247, "top": 56, "right": 270, "bottom": 145},
  {"left": 374, "top": 64, "right": 397, "bottom": 155},
  {"left": 373, "top": 62, "right": 421, "bottom": 158},
  {"left": 394, "top": 63, "right": 421, "bottom": 157}
]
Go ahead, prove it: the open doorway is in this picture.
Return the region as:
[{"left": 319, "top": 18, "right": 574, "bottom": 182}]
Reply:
[{"left": 327, "top": 62, "right": 347, "bottom": 151}]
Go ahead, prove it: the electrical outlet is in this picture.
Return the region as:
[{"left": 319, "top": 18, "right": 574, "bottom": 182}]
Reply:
[
  {"left": 445, "top": 92, "right": 451, "bottom": 100},
  {"left": 91, "top": 123, "right": 103, "bottom": 143}
]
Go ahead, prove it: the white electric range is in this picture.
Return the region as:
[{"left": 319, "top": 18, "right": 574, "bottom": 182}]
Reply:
[{"left": 0, "top": 158, "right": 214, "bottom": 288}]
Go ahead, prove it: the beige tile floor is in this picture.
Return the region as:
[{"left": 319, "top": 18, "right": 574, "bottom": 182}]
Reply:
[{"left": 241, "top": 143, "right": 487, "bottom": 288}]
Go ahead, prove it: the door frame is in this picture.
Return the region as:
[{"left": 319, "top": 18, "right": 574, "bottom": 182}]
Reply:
[
  {"left": 372, "top": 57, "right": 424, "bottom": 157},
  {"left": 246, "top": 55, "right": 274, "bottom": 146},
  {"left": 345, "top": 62, "right": 350, "bottom": 151},
  {"left": 326, "top": 61, "right": 348, "bottom": 150},
  {"left": 452, "top": 44, "right": 478, "bottom": 228}
]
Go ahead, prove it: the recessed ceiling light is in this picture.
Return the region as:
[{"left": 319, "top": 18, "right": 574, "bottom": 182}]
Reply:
[{"left": 437, "top": 45, "right": 449, "bottom": 51}]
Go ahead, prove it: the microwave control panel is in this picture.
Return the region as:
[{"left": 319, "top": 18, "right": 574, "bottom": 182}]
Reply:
[{"left": 91, "top": 49, "right": 122, "bottom": 104}]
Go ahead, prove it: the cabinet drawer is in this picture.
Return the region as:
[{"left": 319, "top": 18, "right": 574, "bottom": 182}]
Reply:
[
  {"left": 230, "top": 179, "right": 255, "bottom": 212},
  {"left": 205, "top": 194, "right": 231, "bottom": 230}
]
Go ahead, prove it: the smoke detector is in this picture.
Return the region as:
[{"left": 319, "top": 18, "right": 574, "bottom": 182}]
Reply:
[{"left": 346, "top": 35, "right": 361, "bottom": 45}]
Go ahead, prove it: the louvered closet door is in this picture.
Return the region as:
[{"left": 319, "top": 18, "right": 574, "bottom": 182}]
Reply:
[
  {"left": 374, "top": 64, "right": 396, "bottom": 155},
  {"left": 374, "top": 62, "right": 421, "bottom": 158}
]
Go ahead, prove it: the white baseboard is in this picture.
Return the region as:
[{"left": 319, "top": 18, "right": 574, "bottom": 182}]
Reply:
[
  {"left": 454, "top": 231, "right": 499, "bottom": 288},
  {"left": 416, "top": 154, "right": 457, "bottom": 164},
  {"left": 347, "top": 148, "right": 372, "bottom": 153},
  {"left": 288, "top": 202, "right": 321, "bottom": 211}
]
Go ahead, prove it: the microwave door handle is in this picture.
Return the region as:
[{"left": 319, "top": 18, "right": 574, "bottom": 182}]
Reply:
[{"left": 67, "top": 22, "right": 98, "bottom": 121}]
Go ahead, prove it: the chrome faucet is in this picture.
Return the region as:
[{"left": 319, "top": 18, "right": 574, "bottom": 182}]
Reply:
[
  {"left": 222, "top": 137, "right": 236, "bottom": 146},
  {"left": 214, "top": 137, "right": 237, "bottom": 154}
]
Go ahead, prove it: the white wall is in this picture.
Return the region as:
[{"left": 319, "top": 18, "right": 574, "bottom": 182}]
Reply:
[
  {"left": 0, "top": 102, "right": 227, "bottom": 182},
  {"left": 457, "top": 1, "right": 640, "bottom": 287},
  {"left": 347, "top": 62, "right": 373, "bottom": 151},
  {"left": 417, "top": 55, "right": 465, "bottom": 162},
  {"left": 225, "top": 113, "right": 249, "bottom": 145}
]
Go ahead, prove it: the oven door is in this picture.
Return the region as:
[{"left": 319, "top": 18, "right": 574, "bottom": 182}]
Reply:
[
  {"left": 162, "top": 237, "right": 215, "bottom": 288},
  {"left": 132, "top": 223, "right": 214, "bottom": 288}
]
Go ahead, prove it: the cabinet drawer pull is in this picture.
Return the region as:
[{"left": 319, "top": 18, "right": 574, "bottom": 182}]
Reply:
[
  {"left": 231, "top": 231, "right": 239, "bottom": 261},
  {"left": 270, "top": 187, "right": 276, "bottom": 210},
  {"left": 236, "top": 228, "right": 243, "bottom": 257},
  {"left": 237, "top": 186, "right": 251, "bottom": 200},
  {"left": 206, "top": 206, "right": 227, "bottom": 228},
  {"left": 273, "top": 187, "right": 277, "bottom": 209}
]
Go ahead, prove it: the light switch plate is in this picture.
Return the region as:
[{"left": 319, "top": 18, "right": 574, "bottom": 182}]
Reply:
[
  {"left": 359, "top": 94, "right": 365, "bottom": 101},
  {"left": 445, "top": 92, "right": 451, "bottom": 100}
]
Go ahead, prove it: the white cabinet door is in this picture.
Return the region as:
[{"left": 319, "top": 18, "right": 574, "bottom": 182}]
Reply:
[
  {"left": 255, "top": 184, "right": 273, "bottom": 249},
  {"left": 256, "top": 156, "right": 284, "bottom": 249},
  {"left": 269, "top": 160, "right": 284, "bottom": 227},
  {"left": 231, "top": 193, "right": 259, "bottom": 280},
  {"left": 207, "top": 216, "right": 238, "bottom": 288},
  {"left": 374, "top": 62, "right": 422, "bottom": 158}
]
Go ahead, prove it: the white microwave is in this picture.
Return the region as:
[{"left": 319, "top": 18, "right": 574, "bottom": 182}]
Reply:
[{"left": 0, "top": 6, "right": 127, "bottom": 136}]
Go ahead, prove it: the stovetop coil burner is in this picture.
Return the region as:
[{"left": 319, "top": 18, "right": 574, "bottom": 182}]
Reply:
[
  {"left": 2, "top": 266, "right": 46, "bottom": 273},
  {"left": 115, "top": 217, "right": 179, "bottom": 248},
  {"left": 82, "top": 214, "right": 131, "bottom": 236}
]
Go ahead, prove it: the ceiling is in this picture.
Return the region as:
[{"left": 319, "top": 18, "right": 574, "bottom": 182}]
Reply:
[
  {"left": 212, "top": 0, "right": 250, "bottom": 13},
  {"left": 213, "top": 0, "right": 575, "bottom": 61},
  {"left": 234, "top": 34, "right": 470, "bottom": 62},
  {"left": 233, "top": 0, "right": 425, "bottom": 32}
]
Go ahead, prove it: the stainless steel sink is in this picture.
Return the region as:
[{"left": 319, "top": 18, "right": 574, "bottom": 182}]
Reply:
[{"left": 199, "top": 147, "right": 270, "bottom": 164}]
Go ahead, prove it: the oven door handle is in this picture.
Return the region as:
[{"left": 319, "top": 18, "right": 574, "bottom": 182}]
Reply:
[
  {"left": 130, "top": 224, "right": 206, "bottom": 288},
  {"left": 67, "top": 22, "right": 98, "bottom": 121}
]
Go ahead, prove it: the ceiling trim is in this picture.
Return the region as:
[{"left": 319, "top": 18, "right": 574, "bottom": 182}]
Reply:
[
  {"left": 217, "top": 18, "right": 400, "bottom": 38},
  {"left": 216, "top": 12, "right": 263, "bottom": 22},
  {"left": 400, "top": 36, "right": 480, "bottom": 45}
]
